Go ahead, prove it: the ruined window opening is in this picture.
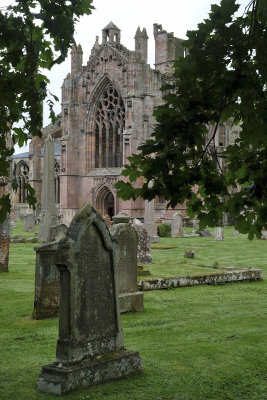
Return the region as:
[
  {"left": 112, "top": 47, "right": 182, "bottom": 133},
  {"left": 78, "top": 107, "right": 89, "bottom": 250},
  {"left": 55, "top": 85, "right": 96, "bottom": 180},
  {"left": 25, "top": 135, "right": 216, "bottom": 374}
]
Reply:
[
  {"left": 55, "top": 161, "right": 60, "bottom": 204},
  {"left": 16, "top": 162, "right": 29, "bottom": 203},
  {"left": 94, "top": 85, "right": 125, "bottom": 168}
]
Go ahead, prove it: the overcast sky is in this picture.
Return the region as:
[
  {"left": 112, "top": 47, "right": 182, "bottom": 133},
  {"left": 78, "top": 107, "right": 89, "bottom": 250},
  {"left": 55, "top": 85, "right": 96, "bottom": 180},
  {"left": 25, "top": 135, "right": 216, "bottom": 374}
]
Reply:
[{"left": 13, "top": 0, "right": 248, "bottom": 153}]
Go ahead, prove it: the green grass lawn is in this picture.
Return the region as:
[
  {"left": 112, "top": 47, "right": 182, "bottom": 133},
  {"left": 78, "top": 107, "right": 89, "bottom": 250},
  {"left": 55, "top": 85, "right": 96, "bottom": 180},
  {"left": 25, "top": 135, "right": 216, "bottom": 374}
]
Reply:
[
  {"left": 141, "top": 227, "right": 265, "bottom": 279},
  {"left": 11, "top": 220, "right": 38, "bottom": 239},
  {"left": 0, "top": 227, "right": 266, "bottom": 400}
]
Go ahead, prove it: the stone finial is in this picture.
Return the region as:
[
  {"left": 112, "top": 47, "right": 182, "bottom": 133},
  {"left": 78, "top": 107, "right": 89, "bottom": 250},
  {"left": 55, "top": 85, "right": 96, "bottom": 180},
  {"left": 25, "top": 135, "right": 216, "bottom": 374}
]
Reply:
[
  {"left": 71, "top": 44, "right": 83, "bottom": 74},
  {"left": 94, "top": 36, "right": 100, "bottom": 49},
  {"left": 134, "top": 26, "right": 142, "bottom": 39},
  {"left": 135, "top": 26, "right": 148, "bottom": 63},
  {"left": 142, "top": 28, "right": 149, "bottom": 39}
]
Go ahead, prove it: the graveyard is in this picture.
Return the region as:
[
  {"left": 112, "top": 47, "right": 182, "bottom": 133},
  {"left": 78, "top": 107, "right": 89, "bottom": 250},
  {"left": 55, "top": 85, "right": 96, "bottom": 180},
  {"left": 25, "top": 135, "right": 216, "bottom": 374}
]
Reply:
[{"left": 0, "top": 220, "right": 266, "bottom": 400}]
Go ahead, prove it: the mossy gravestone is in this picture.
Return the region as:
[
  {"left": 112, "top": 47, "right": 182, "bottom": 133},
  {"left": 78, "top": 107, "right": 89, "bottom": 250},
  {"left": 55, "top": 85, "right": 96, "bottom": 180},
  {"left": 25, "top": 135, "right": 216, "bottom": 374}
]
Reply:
[
  {"left": 110, "top": 223, "right": 143, "bottom": 313},
  {"left": 37, "top": 204, "right": 142, "bottom": 395}
]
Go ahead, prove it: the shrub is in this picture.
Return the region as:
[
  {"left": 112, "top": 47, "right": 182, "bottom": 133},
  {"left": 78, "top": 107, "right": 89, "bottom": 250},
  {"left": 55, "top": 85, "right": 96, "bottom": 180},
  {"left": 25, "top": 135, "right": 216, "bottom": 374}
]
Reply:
[{"left": 157, "top": 223, "right": 171, "bottom": 237}]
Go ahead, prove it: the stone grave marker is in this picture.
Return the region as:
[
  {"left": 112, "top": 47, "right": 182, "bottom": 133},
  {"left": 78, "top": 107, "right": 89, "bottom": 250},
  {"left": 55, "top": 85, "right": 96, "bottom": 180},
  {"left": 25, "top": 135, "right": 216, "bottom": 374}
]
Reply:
[
  {"left": 171, "top": 212, "right": 183, "bottom": 238},
  {"left": 37, "top": 204, "right": 142, "bottom": 395},
  {"left": 110, "top": 223, "right": 143, "bottom": 313},
  {"left": 23, "top": 213, "right": 35, "bottom": 232},
  {"left": 261, "top": 230, "right": 267, "bottom": 240},
  {"left": 184, "top": 249, "right": 195, "bottom": 258},
  {"left": 48, "top": 224, "right": 68, "bottom": 242},
  {"left": 32, "top": 241, "right": 60, "bottom": 319},
  {"left": 215, "top": 227, "right": 224, "bottom": 241},
  {"left": 33, "top": 225, "right": 68, "bottom": 319},
  {"left": 199, "top": 229, "right": 213, "bottom": 238},
  {"left": 38, "top": 134, "right": 57, "bottom": 242},
  {"left": 0, "top": 215, "right": 11, "bottom": 273},
  {"left": 132, "top": 221, "right": 152, "bottom": 264},
  {"left": 144, "top": 200, "right": 159, "bottom": 242},
  {"left": 14, "top": 208, "right": 20, "bottom": 222}
]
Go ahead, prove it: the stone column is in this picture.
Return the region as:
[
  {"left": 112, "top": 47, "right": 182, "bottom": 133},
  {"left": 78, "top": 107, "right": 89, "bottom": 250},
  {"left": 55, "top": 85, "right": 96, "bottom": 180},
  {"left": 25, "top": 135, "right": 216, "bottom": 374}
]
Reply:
[
  {"left": 28, "top": 135, "right": 42, "bottom": 204},
  {"left": 38, "top": 134, "right": 57, "bottom": 242}
]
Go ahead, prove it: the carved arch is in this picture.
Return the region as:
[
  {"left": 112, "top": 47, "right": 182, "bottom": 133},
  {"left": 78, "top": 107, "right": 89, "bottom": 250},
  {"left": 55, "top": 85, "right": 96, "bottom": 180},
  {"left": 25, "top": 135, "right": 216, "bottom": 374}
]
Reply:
[
  {"left": 15, "top": 160, "right": 29, "bottom": 203},
  {"left": 95, "top": 185, "right": 115, "bottom": 218}
]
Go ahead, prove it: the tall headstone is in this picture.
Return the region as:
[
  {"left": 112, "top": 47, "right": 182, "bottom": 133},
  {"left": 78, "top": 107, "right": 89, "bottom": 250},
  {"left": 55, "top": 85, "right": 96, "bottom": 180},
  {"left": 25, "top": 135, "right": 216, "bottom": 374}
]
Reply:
[
  {"left": 171, "top": 212, "right": 183, "bottom": 238},
  {"left": 38, "top": 134, "right": 57, "bottom": 242},
  {"left": 0, "top": 177, "right": 10, "bottom": 273},
  {"left": 14, "top": 207, "right": 21, "bottom": 222},
  {"left": 23, "top": 213, "right": 35, "bottom": 232},
  {"left": 37, "top": 204, "right": 142, "bottom": 395},
  {"left": 110, "top": 223, "right": 143, "bottom": 313},
  {"left": 132, "top": 221, "right": 152, "bottom": 264},
  {"left": 143, "top": 200, "right": 159, "bottom": 242},
  {"left": 215, "top": 227, "right": 224, "bottom": 241},
  {"left": 0, "top": 215, "right": 11, "bottom": 273}
]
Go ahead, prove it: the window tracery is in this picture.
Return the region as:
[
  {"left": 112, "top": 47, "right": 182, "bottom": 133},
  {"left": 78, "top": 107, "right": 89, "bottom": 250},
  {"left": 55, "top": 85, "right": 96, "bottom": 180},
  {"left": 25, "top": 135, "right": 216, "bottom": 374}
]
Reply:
[{"left": 94, "top": 84, "right": 125, "bottom": 168}]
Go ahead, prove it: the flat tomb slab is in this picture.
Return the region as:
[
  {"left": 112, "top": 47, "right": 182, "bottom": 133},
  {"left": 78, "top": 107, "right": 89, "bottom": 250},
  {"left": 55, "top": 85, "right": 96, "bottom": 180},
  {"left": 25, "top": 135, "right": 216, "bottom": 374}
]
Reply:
[{"left": 37, "top": 349, "right": 142, "bottom": 395}]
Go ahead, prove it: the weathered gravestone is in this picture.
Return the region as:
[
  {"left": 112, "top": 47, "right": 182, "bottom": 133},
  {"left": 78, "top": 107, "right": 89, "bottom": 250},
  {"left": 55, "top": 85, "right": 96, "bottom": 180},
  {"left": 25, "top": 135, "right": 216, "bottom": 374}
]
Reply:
[
  {"left": 37, "top": 204, "right": 142, "bottom": 395},
  {"left": 33, "top": 224, "right": 68, "bottom": 319},
  {"left": 261, "top": 230, "right": 267, "bottom": 240},
  {"left": 110, "top": 223, "right": 143, "bottom": 313},
  {"left": 23, "top": 213, "right": 35, "bottom": 232},
  {"left": 199, "top": 229, "right": 213, "bottom": 238},
  {"left": 184, "top": 249, "right": 195, "bottom": 258},
  {"left": 14, "top": 207, "right": 20, "bottom": 222},
  {"left": 33, "top": 242, "right": 60, "bottom": 319},
  {"left": 132, "top": 219, "right": 152, "bottom": 264},
  {"left": 144, "top": 200, "right": 159, "bottom": 242},
  {"left": 215, "top": 227, "right": 224, "bottom": 241},
  {"left": 48, "top": 224, "right": 68, "bottom": 242},
  {"left": 171, "top": 212, "right": 183, "bottom": 238},
  {"left": 38, "top": 134, "right": 57, "bottom": 242},
  {"left": 0, "top": 215, "right": 11, "bottom": 273}
]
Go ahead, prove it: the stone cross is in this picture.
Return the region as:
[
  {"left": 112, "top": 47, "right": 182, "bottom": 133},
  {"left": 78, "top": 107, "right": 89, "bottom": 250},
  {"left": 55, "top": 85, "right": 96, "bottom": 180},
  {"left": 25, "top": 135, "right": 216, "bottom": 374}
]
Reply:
[
  {"left": 215, "top": 227, "right": 224, "bottom": 241},
  {"left": 37, "top": 204, "right": 142, "bottom": 395},
  {"left": 38, "top": 134, "right": 57, "bottom": 242},
  {"left": 110, "top": 223, "right": 143, "bottom": 313},
  {"left": 171, "top": 212, "right": 183, "bottom": 237}
]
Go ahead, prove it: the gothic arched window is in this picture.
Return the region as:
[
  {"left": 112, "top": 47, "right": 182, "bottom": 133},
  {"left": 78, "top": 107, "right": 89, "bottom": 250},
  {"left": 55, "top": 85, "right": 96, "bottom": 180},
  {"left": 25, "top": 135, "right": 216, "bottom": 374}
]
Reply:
[
  {"left": 55, "top": 161, "right": 60, "bottom": 204},
  {"left": 94, "top": 85, "right": 125, "bottom": 168},
  {"left": 16, "top": 161, "right": 29, "bottom": 203}
]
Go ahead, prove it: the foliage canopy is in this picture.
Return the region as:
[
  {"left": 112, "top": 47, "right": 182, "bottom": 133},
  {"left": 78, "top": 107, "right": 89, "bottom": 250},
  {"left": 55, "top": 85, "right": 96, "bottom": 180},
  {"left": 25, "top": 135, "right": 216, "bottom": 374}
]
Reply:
[
  {"left": 116, "top": 0, "right": 267, "bottom": 239},
  {"left": 0, "top": 0, "right": 94, "bottom": 222}
]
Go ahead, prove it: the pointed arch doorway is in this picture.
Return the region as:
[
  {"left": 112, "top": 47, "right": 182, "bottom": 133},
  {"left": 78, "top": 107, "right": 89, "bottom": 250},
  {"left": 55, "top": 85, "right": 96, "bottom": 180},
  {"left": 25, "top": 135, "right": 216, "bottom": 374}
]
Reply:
[{"left": 95, "top": 187, "right": 115, "bottom": 218}]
